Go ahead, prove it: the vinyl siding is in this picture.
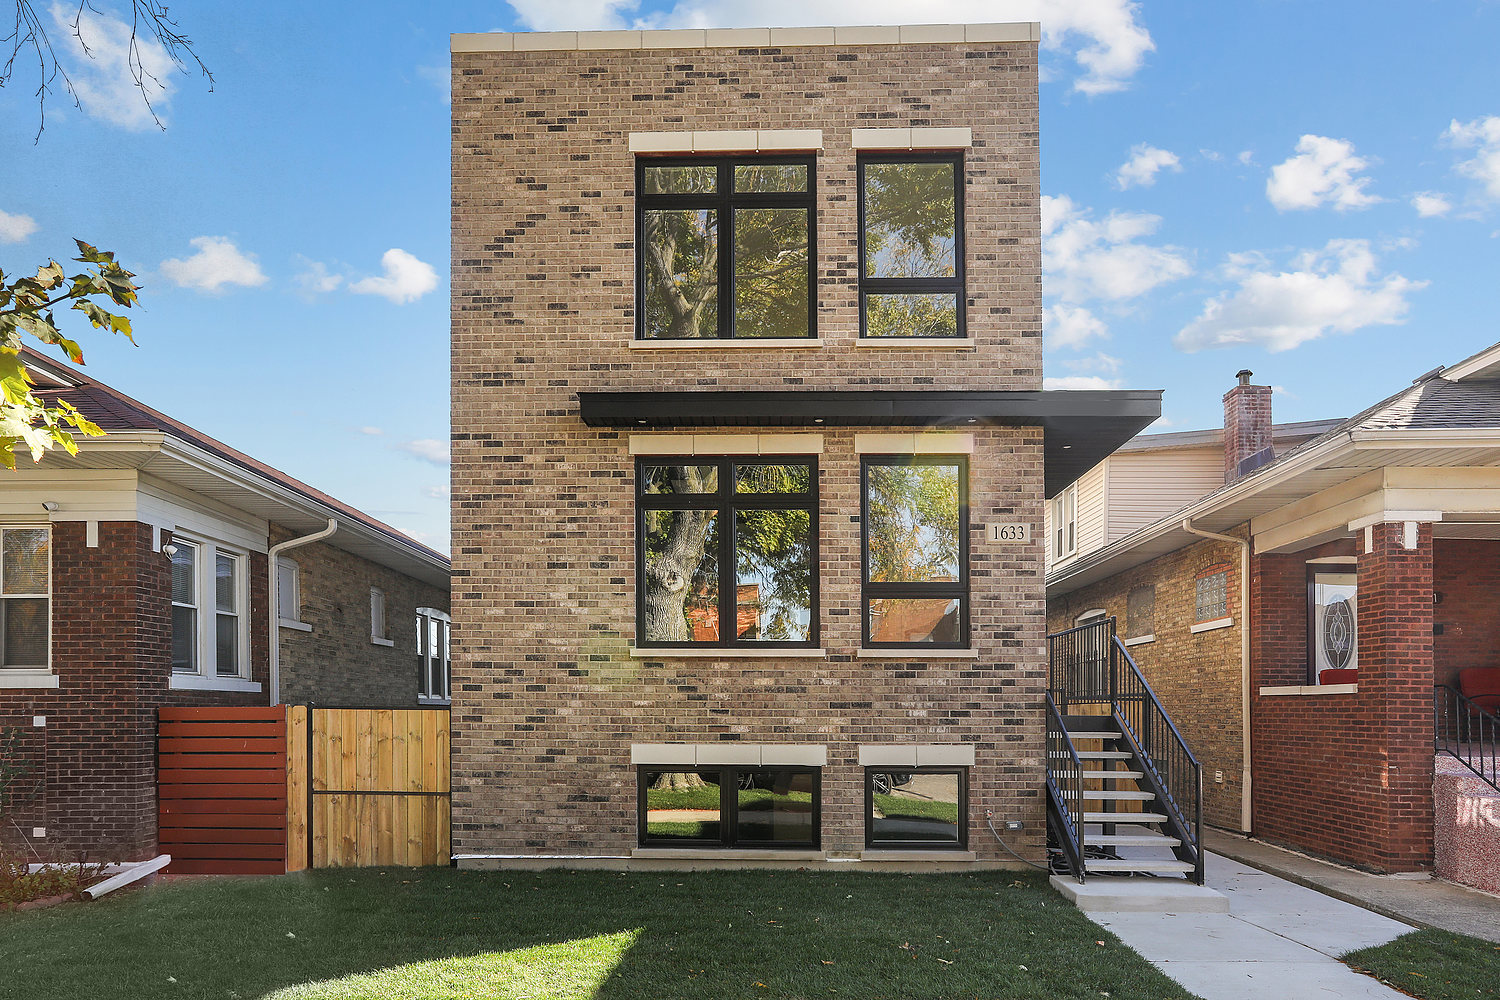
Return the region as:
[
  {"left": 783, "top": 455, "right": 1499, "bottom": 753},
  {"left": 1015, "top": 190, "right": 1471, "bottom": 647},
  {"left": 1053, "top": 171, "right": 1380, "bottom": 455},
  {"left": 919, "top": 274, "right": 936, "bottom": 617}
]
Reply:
[{"left": 1107, "top": 446, "right": 1224, "bottom": 541}]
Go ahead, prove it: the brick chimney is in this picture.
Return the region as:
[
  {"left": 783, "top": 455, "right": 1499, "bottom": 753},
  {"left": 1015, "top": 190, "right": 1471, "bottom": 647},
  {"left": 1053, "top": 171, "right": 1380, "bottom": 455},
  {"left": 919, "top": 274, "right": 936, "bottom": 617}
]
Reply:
[{"left": 1223, "top": 369, "right": 1273, "bottom": 481}]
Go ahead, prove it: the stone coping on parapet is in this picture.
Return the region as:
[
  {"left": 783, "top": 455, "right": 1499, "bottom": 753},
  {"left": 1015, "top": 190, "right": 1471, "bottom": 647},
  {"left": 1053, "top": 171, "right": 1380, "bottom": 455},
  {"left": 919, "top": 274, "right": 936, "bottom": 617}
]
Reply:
[{"left": 452, "top": 23, "right": 1040, "bottom": 54}]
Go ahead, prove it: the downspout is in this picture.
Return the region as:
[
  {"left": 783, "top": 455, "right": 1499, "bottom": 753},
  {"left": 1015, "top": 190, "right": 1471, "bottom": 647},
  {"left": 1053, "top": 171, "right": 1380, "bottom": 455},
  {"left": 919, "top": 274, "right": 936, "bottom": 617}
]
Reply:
[
  {"left": 268, "top": 518, "right": 338, "bottom": 705},
  {"left": 1182, "top": 518, "right": 1253, "bottom": 833}
]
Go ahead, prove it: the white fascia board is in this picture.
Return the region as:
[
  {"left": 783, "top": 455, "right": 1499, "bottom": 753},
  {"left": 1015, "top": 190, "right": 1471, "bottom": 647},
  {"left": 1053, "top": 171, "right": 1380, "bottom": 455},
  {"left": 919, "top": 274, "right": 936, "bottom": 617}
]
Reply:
[{"left": 1349, "top": 429, "right": 1500, "bottom": 449}]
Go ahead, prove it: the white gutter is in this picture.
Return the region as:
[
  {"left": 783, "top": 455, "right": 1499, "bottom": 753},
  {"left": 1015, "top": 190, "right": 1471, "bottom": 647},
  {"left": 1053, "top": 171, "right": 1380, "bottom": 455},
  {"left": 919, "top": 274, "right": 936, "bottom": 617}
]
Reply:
[
  {"left": 1181, "top": 518, "right": 1252, "bottom": 834},
  {"left": 268, "top": 518, "right": 338, "bottom": 705}
]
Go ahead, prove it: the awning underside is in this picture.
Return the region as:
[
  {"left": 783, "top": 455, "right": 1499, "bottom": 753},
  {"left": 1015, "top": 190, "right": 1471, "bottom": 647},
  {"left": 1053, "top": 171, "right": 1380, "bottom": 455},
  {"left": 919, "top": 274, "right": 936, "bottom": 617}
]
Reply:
[{"left": 578, "top": 389, "right": 1162, "bottom": 499}]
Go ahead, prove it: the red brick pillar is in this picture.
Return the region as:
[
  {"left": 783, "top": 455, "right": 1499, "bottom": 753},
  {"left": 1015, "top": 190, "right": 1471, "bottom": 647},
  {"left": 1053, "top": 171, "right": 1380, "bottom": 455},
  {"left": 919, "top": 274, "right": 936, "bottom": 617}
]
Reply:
[{"left": 1357, "top": 520, "right": 1435, "bottom": 871}]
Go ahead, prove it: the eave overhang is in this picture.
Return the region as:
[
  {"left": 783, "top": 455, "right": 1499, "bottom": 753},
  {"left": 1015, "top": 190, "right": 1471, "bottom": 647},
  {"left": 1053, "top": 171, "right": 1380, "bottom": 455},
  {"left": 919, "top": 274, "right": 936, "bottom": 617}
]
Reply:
[{"left": 578, "top": 389, "right": 1162, "bottom": 499}]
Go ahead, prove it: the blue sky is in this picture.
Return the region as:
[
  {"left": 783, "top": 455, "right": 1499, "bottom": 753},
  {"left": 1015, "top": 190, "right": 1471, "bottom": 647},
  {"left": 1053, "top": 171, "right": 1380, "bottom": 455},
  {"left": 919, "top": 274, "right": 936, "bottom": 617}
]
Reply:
[{"left": 2, "top": 2, "right": 1498, "bottom": 554}]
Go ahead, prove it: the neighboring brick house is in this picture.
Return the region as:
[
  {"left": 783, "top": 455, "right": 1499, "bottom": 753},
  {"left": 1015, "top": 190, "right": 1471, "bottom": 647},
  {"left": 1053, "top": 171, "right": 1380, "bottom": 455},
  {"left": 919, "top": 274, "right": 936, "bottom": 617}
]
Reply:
[
  {"left": 449, "top": 24, "right": 1158, "bottom": 870},
  {"left": 1047, "top": 348, "right": 1500, "bottom": 888},
  {"left": 0, "top": 350, "right": 449, "bottom": 861}
]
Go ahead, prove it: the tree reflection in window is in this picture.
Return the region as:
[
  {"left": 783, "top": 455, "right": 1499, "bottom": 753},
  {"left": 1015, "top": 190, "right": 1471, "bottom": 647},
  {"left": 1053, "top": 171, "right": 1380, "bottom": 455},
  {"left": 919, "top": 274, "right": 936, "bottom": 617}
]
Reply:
[
  {"left": 859, "top": 155, "right": 964, "bottom": 337},
  {"left": 862, "top": 457, "right": 968, "bottom": 647}
]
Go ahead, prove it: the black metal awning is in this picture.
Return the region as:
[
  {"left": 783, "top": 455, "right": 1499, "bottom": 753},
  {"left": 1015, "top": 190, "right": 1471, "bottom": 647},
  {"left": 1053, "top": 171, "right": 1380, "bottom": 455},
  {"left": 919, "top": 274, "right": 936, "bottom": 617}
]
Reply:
[{"left": 578, "top": 389, "right": 1162, "bottom": 498}]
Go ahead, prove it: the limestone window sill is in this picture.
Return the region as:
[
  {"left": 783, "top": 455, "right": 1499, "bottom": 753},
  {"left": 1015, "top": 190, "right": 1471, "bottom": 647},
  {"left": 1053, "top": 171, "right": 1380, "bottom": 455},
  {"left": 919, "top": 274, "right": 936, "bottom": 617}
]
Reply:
[
  {"left": 1122, "top": 634, "right": 1155, "bottom": 647},
  {"left": 0, "top": 670, "right": 59, "bottom": 689},
  {"left": 627, "top": 338, "right": 823, "bottom": 350},
  {"left": 1258, "top": 684, "right": 1358, "bottom": 697},
  {"left": 371, "top": 636, "right": 395, "bottom": 648},
  {"left": 1190, "top": 617, "right": 1234, "bottom": 634},
  {"left": 630, "top": 647, "right": 827, "bottom": 659},
  {"left": 417, "top": 695, "right": 452, "bottom": 706},
  {"left": 279, "top": 619, "right": 313, "bottom": 633},
  {"left": 168, "top": 674, "right": 263, "bottom": 693}
]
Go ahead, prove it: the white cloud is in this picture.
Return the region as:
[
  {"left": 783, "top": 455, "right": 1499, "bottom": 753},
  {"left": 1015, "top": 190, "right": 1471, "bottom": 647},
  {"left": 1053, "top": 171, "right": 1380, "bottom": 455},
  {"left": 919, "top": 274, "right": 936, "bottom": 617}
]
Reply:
[
  {"left": 0, "top": 209, "right": 39, "bottom": 243},
  {"left": 348, "top": 249, "right": 439, "bottom": 304},
  {"left": 1411, "top": 192, "right": 1452, "bottom": 218},
  {"left": 1444, "top": 116, "right": 1500, "bottom": 202},
  {"left": 424, "top": 484, "right": 452, "bottom": 500},
  {"left": 1043, "top": 375, "right": 1122, "bottom": 390},
  {"left": 51, "top": 2, "right": 176, "bottom": 129},
  {"left": 507, "top": 0, "right": 1154, "bottom": 95},
  {"left": 1042, "top": 194, "right": 1191, "bottom": 303},
  {"left": 359, "top": 426, "right": 384, "bottom": 436},
  {"left": 159, "top": 237, "right": 268, "bottom": 293},
  {"left": 417, "top": 64, "right": 452, "bottom": 104},
  {"left": 1060, "top": 351, "right": 1122, "bottom": 375},
  {"left": 1115, "top": 144, "right": 1181, "bottom": 189},
  {"left": 293, "top": 256, "right": 344, "bottom": 295},
  {"left": 397, "top": 439, "right": 451, "bottom": 466},
  {"left": 1174, "top": 239, "right": 1426, "bottom": 354},
  {"left": 1266, "top": 135, "right": 1381, "bottom": 212},
  {"left": 1044, "top": 304, "right": 1108, "bottom": 349},
  {"left": 1236, "top": 150, "right": 1255, "bottom": 166}
]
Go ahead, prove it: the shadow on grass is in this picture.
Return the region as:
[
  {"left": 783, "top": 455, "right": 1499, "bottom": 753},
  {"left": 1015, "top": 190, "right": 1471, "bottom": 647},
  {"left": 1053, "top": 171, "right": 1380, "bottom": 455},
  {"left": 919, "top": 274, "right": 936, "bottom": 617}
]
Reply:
[{"left": 0, "top": 867, "right": 1198, "bottom": 1000}]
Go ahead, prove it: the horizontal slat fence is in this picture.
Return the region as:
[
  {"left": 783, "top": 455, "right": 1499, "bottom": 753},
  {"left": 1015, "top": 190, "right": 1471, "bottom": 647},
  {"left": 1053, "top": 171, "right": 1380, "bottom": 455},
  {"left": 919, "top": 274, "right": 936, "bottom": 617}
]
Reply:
[{"left": 159, "top": 706, "right": 288, "bottom": 875}]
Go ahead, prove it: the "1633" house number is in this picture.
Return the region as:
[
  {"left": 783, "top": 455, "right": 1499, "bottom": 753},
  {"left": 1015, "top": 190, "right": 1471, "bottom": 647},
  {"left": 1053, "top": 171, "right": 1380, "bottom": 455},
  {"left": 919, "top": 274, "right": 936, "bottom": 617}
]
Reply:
[{"left": 987, "top": 523, "right": 1031, "bottom": 543}]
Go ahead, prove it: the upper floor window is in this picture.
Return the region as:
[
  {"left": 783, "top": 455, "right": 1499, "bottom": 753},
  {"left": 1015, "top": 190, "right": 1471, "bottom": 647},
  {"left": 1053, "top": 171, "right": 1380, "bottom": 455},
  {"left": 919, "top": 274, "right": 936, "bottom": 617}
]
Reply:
[
  {"left": 417, "top": 607, "right": 451, "bottom": 702},
  {"left": 637, "top": 459, "right": 817, "bottom": 648},
  {"left": 171, "top": 537, "right": 249, "bottom": 679},
  {"left": 862, "top": 456, "right": 968, "bottom": 647},
  {"left": 636, "top": 156, "right": 815, "bottom": 340},
  {"left": 0, "top": 527, "right": 50, "bottom": 671},
  {"left": 858, "top": 153, "right": 965, "bottom": 338},
  {"left": 1195, "top": 565, "right": 1230, "bottom": 623},
  {"left": 370, "top": 587, "right": 391, "bottom": 645},
  {"left": 276, "top": 557, "right": 301, "bottom": 623},
  {"left": 1051, "top": 486, "right": 1077, "bottom": 561}
]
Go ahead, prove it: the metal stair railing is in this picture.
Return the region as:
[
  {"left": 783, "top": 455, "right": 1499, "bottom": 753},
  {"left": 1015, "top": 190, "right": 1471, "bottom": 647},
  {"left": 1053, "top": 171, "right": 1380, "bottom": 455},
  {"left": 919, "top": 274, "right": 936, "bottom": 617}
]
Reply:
[
  {"left": 1434, "top": 684, "right": 1500, "bottom": 793},
  {"left": 1046, "top": 616, "right": 1205, "bottom": 885},
  {"left": 1045, "top": 692, "right": 1086, "bottom": 882}
]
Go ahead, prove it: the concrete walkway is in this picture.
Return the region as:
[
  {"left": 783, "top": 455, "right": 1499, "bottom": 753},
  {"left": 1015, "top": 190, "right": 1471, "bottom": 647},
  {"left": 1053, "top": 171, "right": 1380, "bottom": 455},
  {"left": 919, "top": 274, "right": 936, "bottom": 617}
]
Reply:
[
  {"left": 1087, "top": 851, "right": 1414, "bottom": 1000},
  {"left": 1206, "top": 828, "right": 1500, "bottom": 944}
]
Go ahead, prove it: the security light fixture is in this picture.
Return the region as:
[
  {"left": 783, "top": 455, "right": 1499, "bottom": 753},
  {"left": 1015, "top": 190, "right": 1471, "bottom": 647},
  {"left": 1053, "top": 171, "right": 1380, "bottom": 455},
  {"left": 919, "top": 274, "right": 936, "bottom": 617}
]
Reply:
[
  {"left": 40, "top": 501, "right": 59, "bottom": 512},
  {"left": 161, "top": 543, "right": 179, "bottom": 559}
]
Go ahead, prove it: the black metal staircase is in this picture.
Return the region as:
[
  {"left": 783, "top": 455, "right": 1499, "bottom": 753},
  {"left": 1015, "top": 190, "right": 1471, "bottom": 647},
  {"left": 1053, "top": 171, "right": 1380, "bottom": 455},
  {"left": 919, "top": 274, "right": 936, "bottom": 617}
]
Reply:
[{"left": 1045, "top": 617, "right": 1204, "bottom": 884}]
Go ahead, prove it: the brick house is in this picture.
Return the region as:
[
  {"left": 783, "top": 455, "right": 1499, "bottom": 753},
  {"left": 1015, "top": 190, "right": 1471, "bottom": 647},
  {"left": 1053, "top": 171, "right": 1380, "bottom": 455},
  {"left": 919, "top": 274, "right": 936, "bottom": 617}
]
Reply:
[
  {"left": 0, "top": 350, "right": 450, "bottom": 860},
  {"left": 1047, "top": 349, "right": 1500, "bottom": 889},
  {"left": 449, "top": 24, "right": 1159, "bottom": 870}
]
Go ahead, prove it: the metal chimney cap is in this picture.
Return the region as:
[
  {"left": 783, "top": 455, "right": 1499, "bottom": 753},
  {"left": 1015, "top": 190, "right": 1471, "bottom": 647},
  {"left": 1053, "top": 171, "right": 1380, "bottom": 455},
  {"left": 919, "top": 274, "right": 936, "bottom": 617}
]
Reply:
[{"left": 1236, "top": 369, "right": 1254, "bottom": 386}]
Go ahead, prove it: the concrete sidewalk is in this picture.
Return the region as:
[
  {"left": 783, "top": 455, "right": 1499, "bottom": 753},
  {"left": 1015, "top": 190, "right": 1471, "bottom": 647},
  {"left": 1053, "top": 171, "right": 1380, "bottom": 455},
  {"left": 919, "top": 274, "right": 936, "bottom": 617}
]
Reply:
[
  {"left": 1087, "top": 851, "right": 1414, "bottom": 1000},
  {"left": 1205, "top": 828, "right": 1500, "bottom": 944}
]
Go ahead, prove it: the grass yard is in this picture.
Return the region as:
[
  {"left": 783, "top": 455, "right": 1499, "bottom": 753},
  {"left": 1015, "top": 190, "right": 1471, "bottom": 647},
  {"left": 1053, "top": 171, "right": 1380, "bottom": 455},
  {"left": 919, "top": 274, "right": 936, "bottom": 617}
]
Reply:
[
  {"left": 1343, "top": 928, "right": 1500, "bottom": 1000},
  {"left": 0, "top": 867, "right": 1198, "bottom": 1000}
]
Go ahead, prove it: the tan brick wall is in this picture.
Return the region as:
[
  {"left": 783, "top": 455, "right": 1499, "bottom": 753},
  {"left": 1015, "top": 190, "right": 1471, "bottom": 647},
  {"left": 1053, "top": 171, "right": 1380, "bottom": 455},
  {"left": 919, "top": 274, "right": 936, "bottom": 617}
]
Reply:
[
  {"left": 1047, "top": 534, "right": 1247, "bottom": 830},
  {"left": 272, "top": 524, "right": 450, "bottom": 707},
  {"left": 452, "top": 40, "right": 1044, "bottom": 861}
]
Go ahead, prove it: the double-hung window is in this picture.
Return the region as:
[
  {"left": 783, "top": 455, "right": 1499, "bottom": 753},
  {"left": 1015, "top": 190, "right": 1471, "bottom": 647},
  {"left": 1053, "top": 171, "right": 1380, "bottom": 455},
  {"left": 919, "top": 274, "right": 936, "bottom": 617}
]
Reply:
[
  {"left": 171, "top": 537, "right": 249, "bottom": 680},
  {"left": 417, "top": 607, "right": 451, "bottom": 702},
  {"left": 858, "top": 153, "right": 965, "bottom": 338},
  {"left": 637, "top": 458, "right": 818, "bottom": 648},
  {"left": 636, "top": 156, "right": 816, "bottom": 340},
  {"left": 861, "top": 456, "right": 968, "bottom": 647},
  {"left": 1051, "top": 485, "right": 1077, "bottom": 562},
  {"left": 0, "top": 527, "right": 50, "bottom": 672}
]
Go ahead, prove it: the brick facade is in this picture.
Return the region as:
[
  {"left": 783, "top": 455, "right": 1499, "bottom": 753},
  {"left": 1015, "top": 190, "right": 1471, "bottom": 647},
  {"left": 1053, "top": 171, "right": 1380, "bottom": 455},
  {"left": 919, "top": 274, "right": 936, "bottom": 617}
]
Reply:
[
  {"left": 272, "top": 525, "right": 450, "bottom": 707},
  {"left": 1046, "top": 536, "right": 1247, "bottom": 830},
  {"left": 451, "top": 38, "right": 1046, "bottom": 863}
]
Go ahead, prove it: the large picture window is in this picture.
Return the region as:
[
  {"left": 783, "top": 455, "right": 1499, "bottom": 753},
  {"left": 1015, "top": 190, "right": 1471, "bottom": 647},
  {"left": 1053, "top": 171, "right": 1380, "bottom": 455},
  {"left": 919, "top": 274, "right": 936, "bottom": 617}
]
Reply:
[
  {"left": 1307, "top": 567, "right": 1357, "bottom": 684},
  {"left": 638, "top": 766, "right": 820, "bottom": 848},
  {"left": 865, "top": 767, "right": 966, "bottom": 849},
  {"left": 636, "top": 156, "right": 815, "bottom": 340},
  {"left": 861, "top": 456, "right": 968, "bottom": 647},
  {"left": 0, "top": 527, "right": 50, "bottom": 670},
  {"left": 858, "top": 153, "right": 965, "bottom": 338},
  {"left": 170, "top": 536, "right": 249, "bottom": 679},
  {"left": 637, "top": 459, "right": 817, "bottom": 648}
]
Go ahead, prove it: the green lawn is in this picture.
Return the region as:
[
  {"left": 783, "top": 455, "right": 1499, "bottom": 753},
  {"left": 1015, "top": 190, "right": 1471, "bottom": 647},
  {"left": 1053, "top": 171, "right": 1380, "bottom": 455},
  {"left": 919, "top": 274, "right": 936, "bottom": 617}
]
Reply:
[
  {"left": 0, "top": 868, "right": 1199, "bottom": 1000},
  {"left": 1343, "top": 929, "right": 1500, "bottom": 1000}
]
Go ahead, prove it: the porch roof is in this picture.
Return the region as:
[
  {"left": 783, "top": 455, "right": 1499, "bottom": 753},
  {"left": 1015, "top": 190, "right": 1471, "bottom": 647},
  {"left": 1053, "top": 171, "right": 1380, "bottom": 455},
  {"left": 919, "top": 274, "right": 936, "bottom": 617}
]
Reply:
[{"left": 578, "top": 388, "right": 1163, "bottom": 500}]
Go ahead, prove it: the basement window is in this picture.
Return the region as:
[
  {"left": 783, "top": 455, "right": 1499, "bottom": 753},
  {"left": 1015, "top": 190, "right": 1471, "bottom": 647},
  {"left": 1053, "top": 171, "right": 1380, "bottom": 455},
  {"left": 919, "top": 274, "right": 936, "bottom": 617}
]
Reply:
[
  {"left": 638, "top": 766, "right": 820, "bottom": 848},
  {"left": 865, "top": 767, "right": 967, "bottom": 849}
]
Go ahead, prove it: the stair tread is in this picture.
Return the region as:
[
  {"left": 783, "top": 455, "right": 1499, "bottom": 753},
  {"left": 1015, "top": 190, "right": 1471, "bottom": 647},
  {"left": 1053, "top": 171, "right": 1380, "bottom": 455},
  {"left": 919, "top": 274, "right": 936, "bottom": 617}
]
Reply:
[
  {"left": 1083, "top": 811, "right": 1168, "bottom": 823},
  {"left": 1081, "top": 790, "right": 1157, "bottom": 800},
  {"left": 1085, "top": 858, "right": 1195, "bottom": 874},
  {"left": 1087, "top": 834, "right": 1182, "bottom": 847},
  {"left": 1081, "top": 770, "right": 1144, "bottom": 779},
  {"left": 1065, "top": 731, "right": 1122, "bottom": 739}
]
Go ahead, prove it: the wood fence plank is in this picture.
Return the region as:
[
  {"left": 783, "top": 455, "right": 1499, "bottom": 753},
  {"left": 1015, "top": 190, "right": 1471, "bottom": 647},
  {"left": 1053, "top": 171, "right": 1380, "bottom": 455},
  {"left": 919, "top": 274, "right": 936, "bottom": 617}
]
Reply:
[{"left": 286, "top": 705, "right": 309, "bottom": 873}]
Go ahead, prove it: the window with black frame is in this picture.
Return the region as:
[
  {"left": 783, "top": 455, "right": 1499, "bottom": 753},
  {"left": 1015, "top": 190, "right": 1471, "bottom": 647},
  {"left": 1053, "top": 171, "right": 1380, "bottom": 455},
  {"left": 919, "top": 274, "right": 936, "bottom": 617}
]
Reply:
[
  {"left": 638, "top": 766, "right": 820, "bottom": 848},
  {"left": 858, "top": 153, "right": 965, "bottom": 338},
  {"left": 861, "top": 456, "right": 968, "bottom": 647},
  {"left": 637, "top": 458, "right": 817, "bottom": 648},
  {"left": 636, "top": 156, "right": 816, "bottom": 340},
  {"left": 865, "top": 767, "right": 966, "bottom": 849}
]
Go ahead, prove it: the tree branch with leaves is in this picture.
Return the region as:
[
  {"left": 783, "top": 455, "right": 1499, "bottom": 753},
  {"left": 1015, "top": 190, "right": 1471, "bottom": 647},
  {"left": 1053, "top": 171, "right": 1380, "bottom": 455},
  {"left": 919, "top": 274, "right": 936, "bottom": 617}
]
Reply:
[{"left": 0, "top": 240, "right": 140, "bottom": 468}]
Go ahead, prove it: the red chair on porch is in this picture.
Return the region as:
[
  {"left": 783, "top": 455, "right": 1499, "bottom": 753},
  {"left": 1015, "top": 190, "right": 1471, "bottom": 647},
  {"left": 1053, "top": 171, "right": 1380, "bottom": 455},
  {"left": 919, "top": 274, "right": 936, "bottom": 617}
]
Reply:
[
  {"left": 1458, "top": 666, "right": 1500, "bottom": 715},
  {"left": 1319, "top": 668, "right": 1358, "bottom": 685}
]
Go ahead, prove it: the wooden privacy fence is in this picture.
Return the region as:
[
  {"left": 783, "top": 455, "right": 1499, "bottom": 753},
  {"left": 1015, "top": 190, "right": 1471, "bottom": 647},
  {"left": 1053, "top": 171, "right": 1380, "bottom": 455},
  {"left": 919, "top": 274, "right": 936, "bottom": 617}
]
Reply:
[{"left": 158, "top": 705, "right": 450, "bottom": 875}]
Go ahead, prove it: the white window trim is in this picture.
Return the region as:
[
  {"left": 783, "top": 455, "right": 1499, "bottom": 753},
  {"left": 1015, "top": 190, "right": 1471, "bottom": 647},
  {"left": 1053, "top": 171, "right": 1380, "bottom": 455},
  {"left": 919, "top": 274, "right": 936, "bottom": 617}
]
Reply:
[
  {"left": 1191, "top": 617, "right": 1234, "bottom": 634},
  {"left": 370, "top": 587, "right": 392, "bottom": 646},
  {"left": 277, "top": 557, "right": 311, "bottom": 631},
  {"left": 0, "top": 525, "right": 52, "bottom": 677},
  {"left": 1052, "top": 486, "right": 1078, "bottom": 561},
  {"left": 417, "top": 607, "right": 451, "bottom": 702},
  {"left": 170, "top": 533, "right": 252, "bottom": 682},
  {"left": 1075, "top": 608, "right": 1107, "bottom": 625}
]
